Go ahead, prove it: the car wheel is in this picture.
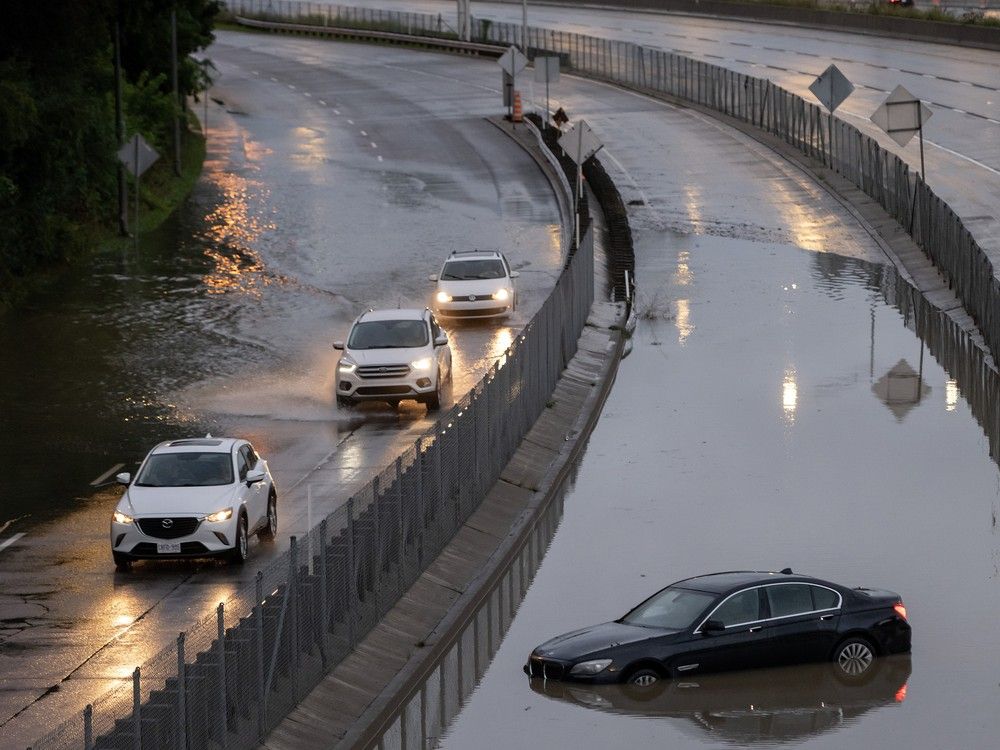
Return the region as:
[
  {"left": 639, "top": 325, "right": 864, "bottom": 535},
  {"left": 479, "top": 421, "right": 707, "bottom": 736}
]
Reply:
[
  {"left": 228, "top": 512, "right": 249, "bottom": 565},
  {"left": 336, "top": 395, "right": 353, "bottom": 409},
  {"left": 625, "top": 667, "right": 661, "bottom": 687},
  {"left": 113, "top": 552, "right": 132, "bottom": 572},
  {"left": 833, "top": 637, "right": 876, "bottom": 678},
  {"left": 259, "top": 491, "right": 277, "bottom": 542},
  {"left": 425, "top": 378, "right": 442, "bottom": 411}
]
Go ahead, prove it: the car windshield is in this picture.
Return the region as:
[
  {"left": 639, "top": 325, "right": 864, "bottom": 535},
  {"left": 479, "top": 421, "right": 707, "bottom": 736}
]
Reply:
[
  {"left": 621, "top": 587, "right": 716, "bottom": 630},
  {"left": 348, "top": 319, "right": 429, "bottom": 349},
  {"left": 136, "top": 452, "right": 233, "bottom": 487},
  {"left": 441, "top": 259, "right": 505, "bottom": 280}
]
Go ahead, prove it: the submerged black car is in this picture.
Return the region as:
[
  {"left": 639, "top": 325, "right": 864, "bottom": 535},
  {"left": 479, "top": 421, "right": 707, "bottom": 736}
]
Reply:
[{"left": 525, "top": 570, "right": 910, "bottom": 686}]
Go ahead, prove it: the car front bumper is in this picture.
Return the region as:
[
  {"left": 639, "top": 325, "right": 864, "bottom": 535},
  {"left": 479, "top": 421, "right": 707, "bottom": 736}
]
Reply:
[
  {"left": 111, "top": 516, "right": 237, "bottom": 560},
  {"left": 434, "top": 299, "right": 511, "bottom": 319},
  {"left": 336, "top": 370, "right": 437, "bottom": 401},
  {"left": 523, "top": 656, "right": 619, "bottom": 684}
]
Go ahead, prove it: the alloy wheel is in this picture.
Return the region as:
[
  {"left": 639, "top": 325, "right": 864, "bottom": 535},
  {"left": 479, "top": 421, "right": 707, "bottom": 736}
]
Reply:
[{"left": 838, "top": 641, "right": 874, "bottom": 675}]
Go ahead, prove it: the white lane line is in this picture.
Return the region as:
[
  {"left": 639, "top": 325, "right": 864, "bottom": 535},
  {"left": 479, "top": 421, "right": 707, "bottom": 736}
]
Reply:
[
  {"left": 370, "top": 142, "right": 377, "bottom": 148},
  {"left": 318, "top": 99, "right": 326, "bottom": 105},
  {"left": 347, "top": 119, "right": 354, "bottom": 125},
  {"left": 252, "top": 70, "right": 259, "bottom": 75},
  {"left": 333, "top": 109, "right": 341, "bottom": 115},
  {"left": 989, "top": 118, "right": 1000, "bottom": 125},
  {"left": 360, "top": 130, "right": 367, "bottom": 136},
  {"left": 304, "top": 92, "right": 311, "bottom": 97},
  {"left": 91, "top": 463, "right": 125, "bottom": 486},
  {"left": 270, "top": 76, "right": 277, "bottom": 82},
  {"left": 0, "top": 533, "right": 25, "bottom": 553},
  {"left": 288, "top": 84, "right": 296, "bottom": 90},
  {"left": 377, "top": 155, "right": 384, "bottom": 162}
]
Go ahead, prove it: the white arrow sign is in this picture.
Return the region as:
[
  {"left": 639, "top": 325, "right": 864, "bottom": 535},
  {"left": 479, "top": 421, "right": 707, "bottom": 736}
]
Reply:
[
  {"left": 809, "top": 64, "right": 854, "bottom": 114},
  {"left": 871, "top": 85, "right": 933, "bottom": 148},
  {"left": 497, "top": 46, "right": 528, "bottom": 78},
  {"left": 559, "top": 119, "right": 603, "bottom": 166}
]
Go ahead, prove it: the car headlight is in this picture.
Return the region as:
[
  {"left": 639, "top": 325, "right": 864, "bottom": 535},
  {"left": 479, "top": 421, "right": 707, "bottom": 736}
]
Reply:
[
  {"left": 338, "top": 358, "right": 357, "bottom": 373},
  {"left": 569, "top": 659, "right": 613, "bottom": 676},
  {"left": 492, "top": 288, "right": 509, "bottom": 301},
  {"left": 113, "top": 510, "right": 134, "bottom": 525},
  {"left": 436, "top": 291, "right": 452, "bottom": 304},
  {"left": 204, "top": 507, "right": 233, "bottom": 523},
  {"left": 411, "top": 357, "right": 433, "bottom": 371}
]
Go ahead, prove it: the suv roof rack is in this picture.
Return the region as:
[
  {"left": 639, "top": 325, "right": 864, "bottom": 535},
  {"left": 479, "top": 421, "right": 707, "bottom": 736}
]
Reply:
[{"left": 449, "top": 249, "right": 498, "bottom": 256}]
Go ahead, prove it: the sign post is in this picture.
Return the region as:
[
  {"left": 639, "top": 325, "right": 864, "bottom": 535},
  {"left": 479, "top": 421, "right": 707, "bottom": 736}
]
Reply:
[
  {"left": 497, "top": 46, "right": 528, "bottom": 122},
  {"left": 807, "top": 64, "right": 854, "bottom": 171},
  {"left": 870, "top": 84, "right": 933, "bottom": 230},
  {"left": 117, "top": 134, "right": 160, "bottom": 251},
  {"left": 533, "top": 56, "right": 560, "bottom": 124},
  {"left": 559, "top": 119, "right": 603, "bottom": 248}
]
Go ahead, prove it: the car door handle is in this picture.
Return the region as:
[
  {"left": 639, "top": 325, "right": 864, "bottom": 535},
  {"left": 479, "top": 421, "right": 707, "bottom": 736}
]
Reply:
[
  {"left": 748, "top": 626, "right": 762, "bottom": 632},
  {"left": 820, "top": 615, "right": 834, "bottom": 621}
]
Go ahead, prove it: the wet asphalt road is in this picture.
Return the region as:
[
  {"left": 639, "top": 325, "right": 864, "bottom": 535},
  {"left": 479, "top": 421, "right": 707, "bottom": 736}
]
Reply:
[
  {"left": 360, "top": 0, "right": 1000, "bottom": 261},
  {"left": 0, "top": 37, "right": 563, "bottom": 746},
  {"left": 424, "top": 34, "right": 1000, "bottom": 750}
]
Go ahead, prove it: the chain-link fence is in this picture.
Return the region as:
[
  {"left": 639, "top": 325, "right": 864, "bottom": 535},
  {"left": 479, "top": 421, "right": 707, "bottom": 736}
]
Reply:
[{"left": 29, "top": 119, "right": 595, "bottom": 750}]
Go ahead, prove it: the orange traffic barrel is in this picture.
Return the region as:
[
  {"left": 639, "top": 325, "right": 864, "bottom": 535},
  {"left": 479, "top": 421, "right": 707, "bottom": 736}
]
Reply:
[{"left": 513, "top": 91, "right": 523, "bottom": 123}]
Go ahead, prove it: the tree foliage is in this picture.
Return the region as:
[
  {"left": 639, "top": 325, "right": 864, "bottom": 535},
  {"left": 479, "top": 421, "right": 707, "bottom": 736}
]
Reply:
[{"left": 0, "top": 0, "right": 220, "bottom": 294}]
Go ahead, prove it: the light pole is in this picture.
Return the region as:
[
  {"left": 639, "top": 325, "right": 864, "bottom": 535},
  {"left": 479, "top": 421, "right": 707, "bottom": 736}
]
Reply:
[{"left": 522, "top": 0, "right": 528, "bottom": 52}]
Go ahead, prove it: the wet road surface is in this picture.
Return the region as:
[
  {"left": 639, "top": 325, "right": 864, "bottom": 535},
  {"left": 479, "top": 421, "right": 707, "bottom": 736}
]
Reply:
[
  {"left": 361, "top": 0, "right": 1000, "bottom": 261},
  {"left": 432, "top": 44, "right": 1000, "bottom": 750},
  {"left": 0, "top": 36, "right": 563, "bottom": 745}
]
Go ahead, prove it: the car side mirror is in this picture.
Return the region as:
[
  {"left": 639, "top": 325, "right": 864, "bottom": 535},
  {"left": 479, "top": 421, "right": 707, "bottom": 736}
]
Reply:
[
  {"left": 510, "top": 271, "right": 520, "bottom": 279},
  {"left": 245, "top": 468, "right": 266, "bottom": 486},
  {"left": 428, "top": 274, "right": 438, "bottom": 282},
  {"left": 434, "top": 334, "right": 449, "bottom": 347},
  {"left": 332, "top": 341, "right": 344, "bottom": 350},
  {"left": 116, "top": 472, "right": 131, "bottom": 486},
  {"left": 701, "top": 619, "right": 725, "bottom": 635}
]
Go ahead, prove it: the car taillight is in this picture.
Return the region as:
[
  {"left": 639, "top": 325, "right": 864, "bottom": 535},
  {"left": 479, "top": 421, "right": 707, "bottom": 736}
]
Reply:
[
  {"left": 895, "top": 684, "right": 908, "bottom": 703},
  {"left": 893, "top": 602, "right": 908, "bottom": 621}
]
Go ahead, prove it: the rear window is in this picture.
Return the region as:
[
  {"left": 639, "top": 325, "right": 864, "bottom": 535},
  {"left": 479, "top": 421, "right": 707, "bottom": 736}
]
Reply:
[
  {"left": 136, "top": 452, "right": 233, "bottom": 487},
  {"left": 441, "top": 259, "right": 506, "bottom": 280},
  {"left": 811, "top": 586, "right": 840, "bottom": 610},
  {"left": 348, "top": 320, "right": 429, "bottom": 349}
]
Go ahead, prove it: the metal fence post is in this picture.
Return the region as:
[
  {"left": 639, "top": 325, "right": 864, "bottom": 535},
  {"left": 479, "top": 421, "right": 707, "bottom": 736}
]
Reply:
[
  {"left": 176, "top": 632, "right": 186, "bottom": 750},
  {"left": 289, "top": 536, "right": 300, "bottom": 699},
  {"left": 346, "top": 498, "right": 356, "bottom": 646},
  {"left": 255, "top": 571, "right": 266, "bottom": 740},
  {"left": 415, "top": 438, "right": 425, "bottom": 569},
  {"left": 217, "top": 603, "right": 227, "bottom": 748},
  {"left": 83, "top": 704, "right": 93, "bottom": 750},
  {"left": 394, "top": 457, "right": 404, "bottom": 592},
  {"left": 320, "top": 518, "right": 329, "bottom": 644},
  {"left": 132, "top": 667, "right": 141, "bottom": 750}
]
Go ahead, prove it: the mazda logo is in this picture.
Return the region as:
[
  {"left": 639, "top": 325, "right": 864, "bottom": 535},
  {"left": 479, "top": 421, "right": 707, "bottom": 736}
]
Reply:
[{"left": 162, "top": 519, "right": 173, "bottom": 528}]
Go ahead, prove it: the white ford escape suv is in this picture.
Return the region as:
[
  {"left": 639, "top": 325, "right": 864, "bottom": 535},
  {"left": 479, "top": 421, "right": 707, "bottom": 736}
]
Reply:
[
  {"left": 334, "top": 308, "right": 452, "bottom": 410},
  {"left": 110, "top": 437, "right": 277, "bottom": 571},
  {"left": 430, "top": 250, "right": 519, "bottom": 320}
]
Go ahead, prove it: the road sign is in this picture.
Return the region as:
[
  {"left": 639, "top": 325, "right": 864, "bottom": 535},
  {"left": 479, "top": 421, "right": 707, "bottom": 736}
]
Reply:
[
  {"left": 808, "top": 64, "right": 854, "bottom": 114},
  {"left": 497, "top": 46, "right": 528, "bottom": 78},
  {"left": 559, "top": 119, "right": 602, "bottom": 165},
  {"left": 870, "top": 85, "right": 933, "bottom": 148},
  {"left": 117, "top": 134, "right": 159, "bottom": 178},
  {"left": 534, "top": 56, "right": 560, "bottom": 84}
]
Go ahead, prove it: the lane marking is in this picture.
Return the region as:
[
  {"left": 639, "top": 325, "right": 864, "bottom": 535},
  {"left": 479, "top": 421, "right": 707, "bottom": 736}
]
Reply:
[
  {"left": 303, "top": 92, "right": 311, "bottom": 97},
  {"left": 270, "top": 76, "right": 277, "bottom": 82},
  {"left": 377, "top": 155, "right": 384, "bottom": 162},
  {"left": 360, "top": 130, "right": 368, "bottom": 136},
  {"left": 0, "top": 533, "right": 25, "bottom": 553},
  {"left": 318, "top": 99, "right": 326, "bottom": 105},
  {"left": 91, "top": 463, "right": 125, "bottom": 486},
  {"left": 347, "top": 119, "right": 354, "bottom": 125},
  {"left": 370, "top": 142, "right": 377, "bottom": 148},
  {"left": 333, "top": 109, "right": 341, "bottom": 115}
]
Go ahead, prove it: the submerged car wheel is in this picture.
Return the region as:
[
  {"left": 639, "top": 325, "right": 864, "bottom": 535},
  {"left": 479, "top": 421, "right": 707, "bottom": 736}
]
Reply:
[
  {"left": 259, "top": 491, "right": 277, "bottom": 542},
  {"left": 113, "top": 552, "right": 132, "bottom": 572},
  {"left": 425, "top": 378, "right": 442, "bottom": 411},
  {"left": 228, "top": 513, "right": 249, "bottom": 565},
  {"left": 625, "top": 667, "right": 661, "bottom": 687},
  {"left": 834, "top": 637, "right": 875, "bottom": 678}
]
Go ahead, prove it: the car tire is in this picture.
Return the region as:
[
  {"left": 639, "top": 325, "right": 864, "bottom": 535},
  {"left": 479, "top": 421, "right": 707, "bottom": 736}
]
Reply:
[
  {"left": 113, "top": 552, "right": 132, "bottom": 572},
  {"left": 832, "top": 636, "right": 876, "bottom": 679},
  {"left": 425, "top": 378, "right": 442, "bottom": 411},
  {"left": 259, "top": 491, "right": 277, "bottom": 542},
  {"left": 228, "top": 512, "right": 249, "bottom": 565},
  {"left": 624, "top": 667, "right": 662, "bottom": 687}
]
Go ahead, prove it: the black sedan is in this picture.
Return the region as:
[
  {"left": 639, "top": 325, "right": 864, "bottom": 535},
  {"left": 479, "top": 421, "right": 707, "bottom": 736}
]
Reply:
[{"left": 525, "top": 570, "right": 910, "bottom": 686}]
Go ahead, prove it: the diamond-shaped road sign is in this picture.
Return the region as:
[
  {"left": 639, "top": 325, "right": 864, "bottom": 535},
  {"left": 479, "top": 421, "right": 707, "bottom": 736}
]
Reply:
[
  {"left": 117, "top": 134, "right": 159, "bottom": 178},
  {"left": 871, "top": 85, "right": 933, "bottom": 148},
  {"left": 808, "top": 64, "right": 854, "bottom": 114},
  {"left": 559, "top": 119, "right": 603, "bottom": 166},
  {"left": 497, "top": 46, "right": 528, "bottom": 78}
]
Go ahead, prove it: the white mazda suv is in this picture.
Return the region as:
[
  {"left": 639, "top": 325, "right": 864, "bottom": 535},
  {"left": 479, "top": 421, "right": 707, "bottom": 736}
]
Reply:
[
  {"left": 334, "top": 308, "right": 452, "bottom": 410},
  {"left": 430, "top": 250, "right": 518, "bottom": 320},
  {"left": 110, "top": 437, "right": 277, "bottom": 571}
]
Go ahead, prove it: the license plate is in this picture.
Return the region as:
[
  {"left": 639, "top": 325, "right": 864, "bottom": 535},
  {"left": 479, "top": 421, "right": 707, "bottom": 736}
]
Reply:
[{"left": 157, "top": 542, "right": 182, "bottom": 554}]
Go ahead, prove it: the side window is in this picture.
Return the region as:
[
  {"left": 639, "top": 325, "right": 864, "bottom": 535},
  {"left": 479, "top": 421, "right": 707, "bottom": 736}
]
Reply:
[
  {"left": 430, "top": 317, "right": 442, "bottom": 340},
  {"left": 711, "top": 589, "right": 762, "bottom": 627},
  {"left": 766, "top": 584, "right": 815, "bottom": 618},
  {"left": 810, "top": 586, "right": 840, "bottom": 611},
  {"left": 237, "top": 447, "right": 250, "bottom": 481},
  {"left": 501, "top": 255, "right": 511, "bottom": 276},
  {"left": 245, "top": 444, "right": 258, "bottom": 468}
]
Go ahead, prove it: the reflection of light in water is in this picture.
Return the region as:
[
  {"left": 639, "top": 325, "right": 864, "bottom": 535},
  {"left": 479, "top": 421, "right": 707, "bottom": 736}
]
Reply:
[
  {"left": 673, "top": 251, "right": 693, "bottom": 287},
  {"left": 683, "top": 186, "right": 703, "bottom": 231},
  {"left": 547, "top": 224, "right": 563, "bottom": 262},
  {"left": 895, "top": 683, "right": 908, "bottom": 703},
  {"left": 675, "top": 299, "right": 693, "bottom": 345},
  {"left": 490, "top": 327, "right": 515, "bottom": 359},
  {"left": 112, "top": 614, "right": 135, "bottom": 629},
  {"left": 945, "top": 379, "right": 959, "bottom": 412},
  {"left": 768, "top": 178, "right": 830, "bottom": 252},
  {"left": 783, "top": 370, "right": 798, "bottom": 421},
  {"left": 782, "top": 283, "right": 798, "bottom": 291}
]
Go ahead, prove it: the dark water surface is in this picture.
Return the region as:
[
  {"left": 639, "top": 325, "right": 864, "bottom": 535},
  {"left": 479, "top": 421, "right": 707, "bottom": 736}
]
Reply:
[{"left": 438, "top": 235, "right": 1000, "bottom": 749}]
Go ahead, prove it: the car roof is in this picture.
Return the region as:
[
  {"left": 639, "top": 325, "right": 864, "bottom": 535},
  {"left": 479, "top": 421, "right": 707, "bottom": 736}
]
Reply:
[
  {"left": 151, "top": 437, "right": 241, "bottom": 454},
  {"left": 445, "top": 250, "right": 503, "bottom": 261},
  {"left": 672, "top": 570, "right": 827, "bottom": 594},
  {"left": 358, "top": 308, "right": 427, "bottom": 322}
]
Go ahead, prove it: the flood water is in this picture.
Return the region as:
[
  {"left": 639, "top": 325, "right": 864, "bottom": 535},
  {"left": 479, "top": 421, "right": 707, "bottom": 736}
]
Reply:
[{"left": 436, "top": 234, "right": 1000, "bottom": 749}]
